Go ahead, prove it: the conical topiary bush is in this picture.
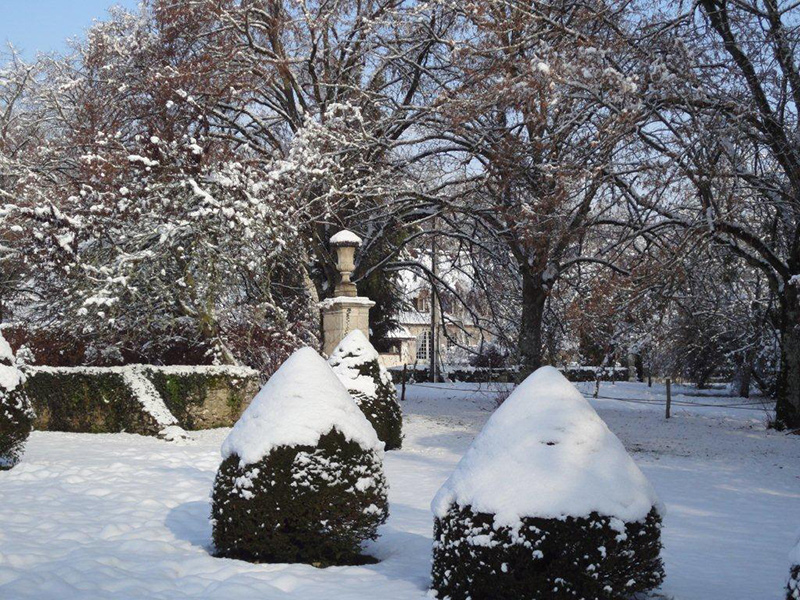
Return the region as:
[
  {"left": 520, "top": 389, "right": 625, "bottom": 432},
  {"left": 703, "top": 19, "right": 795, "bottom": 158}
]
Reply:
[
  {"left": 788, "top": 539, "right": 800, "bottom": 599},
  {"left": 431, "top": 366, "right": 664, "bottom": 600},
  {"left": 0, "top": 332, "right": 34, "bottom": 470},
  {"left": 329, "top": 330, "right": 403, "bottom": 450},
  {"left": 211, "top": 347, "right": 388, "bottom": 566}
]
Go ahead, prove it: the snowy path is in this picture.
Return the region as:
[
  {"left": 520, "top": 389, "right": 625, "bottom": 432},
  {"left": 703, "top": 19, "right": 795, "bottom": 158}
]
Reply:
[{"left": 0, "top": 381, "right": 798, "bottom": 599}]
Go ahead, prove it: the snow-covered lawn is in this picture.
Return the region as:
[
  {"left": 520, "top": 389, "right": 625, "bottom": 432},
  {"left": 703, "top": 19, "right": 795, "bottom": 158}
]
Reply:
[{"left": 0, "top": 380, "right": 798, "bottom": 599}]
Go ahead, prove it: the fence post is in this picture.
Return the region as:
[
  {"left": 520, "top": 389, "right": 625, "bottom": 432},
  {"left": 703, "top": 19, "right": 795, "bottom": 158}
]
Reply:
[
  {"left": 401, "top": 364, "right": 407, "bottom": 403},
  {"left": 665, "top": 378, "right": 672, "bottom": 419},
  {"left": 648, "top": 373, "right": 652, "bottom": 388}
]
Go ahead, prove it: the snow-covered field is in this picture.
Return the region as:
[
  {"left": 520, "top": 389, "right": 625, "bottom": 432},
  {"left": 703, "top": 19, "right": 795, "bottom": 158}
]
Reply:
[{"left": 0, "top": 380, "right": 798, "bottom": 599}]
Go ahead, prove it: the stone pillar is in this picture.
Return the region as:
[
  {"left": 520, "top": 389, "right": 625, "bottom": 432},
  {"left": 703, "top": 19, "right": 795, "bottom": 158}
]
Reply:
[{"left": 320, "top": 230, "right": 375, "bottom": 356}]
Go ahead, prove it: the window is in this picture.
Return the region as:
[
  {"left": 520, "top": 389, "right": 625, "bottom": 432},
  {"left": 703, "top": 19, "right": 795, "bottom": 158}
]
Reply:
[
  {"left": 447, "top": 334, "right": 457, "bottom": 351},
  {"left": 416, "top": 330, "right": 431, "bottom": 361}
]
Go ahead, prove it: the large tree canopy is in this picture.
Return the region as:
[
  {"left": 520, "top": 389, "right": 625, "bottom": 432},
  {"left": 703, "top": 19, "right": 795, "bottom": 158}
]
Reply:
[{"left": 2, "top": 0, "right": 800, "bottom": 427}]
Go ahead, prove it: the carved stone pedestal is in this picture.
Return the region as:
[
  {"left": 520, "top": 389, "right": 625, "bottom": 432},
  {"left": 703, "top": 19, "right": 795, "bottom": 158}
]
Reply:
[{"left": 320, "top": 230, "right": 375, "bottom": 356}]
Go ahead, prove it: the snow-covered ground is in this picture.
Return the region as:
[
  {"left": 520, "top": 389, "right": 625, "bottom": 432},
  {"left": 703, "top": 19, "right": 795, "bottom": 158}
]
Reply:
[{"left": 0, "top": 380, "right": 797, "bottom": 599}]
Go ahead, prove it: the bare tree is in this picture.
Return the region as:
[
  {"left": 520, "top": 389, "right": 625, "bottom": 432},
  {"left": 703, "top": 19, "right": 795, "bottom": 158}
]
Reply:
[
  {"left": 2, "top": 6, "right": 321, "bottom": 369},
  {"left": 417, "top": 0, "right": 642, "bottom": 377},
  {"left": 626, "top": 0, "right": 800, "bottom": 427}
]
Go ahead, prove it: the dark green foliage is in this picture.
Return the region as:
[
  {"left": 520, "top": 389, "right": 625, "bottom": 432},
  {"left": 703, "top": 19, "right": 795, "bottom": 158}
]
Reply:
[
  {"left": 388, "top": 365, "right": 516, "bottom": 384},
  {"left": 211, "top": 429, "right": 388, "bottom": 566},
  {"left": 388, "top": 365, "right": 630, "bottom": 384},
  {"left": 788, "top": 564, "right": 800, "bottom": 600},
  {"left": 432, "top": 504, "right": 664, "bottom": 600},
  {"left": 349, "top": 359, "right": 403, "bottom": 450},
  {"left": 329, "top": 335, "right": 403, "bottom": 450},
  {"left": 22, "top": 370, "right": 162, "bottom": 435},
  {"left": 0, "top": 386, "right": 35, "bottom": 470},
  {"left": 355, "top": 229, "right": 409, "bottom": 350}
]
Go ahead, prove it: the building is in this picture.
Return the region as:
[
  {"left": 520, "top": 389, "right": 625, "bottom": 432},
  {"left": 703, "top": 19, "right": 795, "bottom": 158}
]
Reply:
[{"left": 378, "top": 288, "right": 490, "bottom": 368}]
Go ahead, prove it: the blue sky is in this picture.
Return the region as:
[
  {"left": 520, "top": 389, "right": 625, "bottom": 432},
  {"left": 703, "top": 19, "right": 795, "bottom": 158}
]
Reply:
[{"left": 0, "top": 0, "right": 140, "bottom": 58}]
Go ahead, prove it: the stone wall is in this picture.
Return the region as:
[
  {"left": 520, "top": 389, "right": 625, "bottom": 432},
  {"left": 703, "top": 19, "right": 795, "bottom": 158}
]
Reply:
[
  {"left": 143, "top": 366, "right": 260, "bottom": 429},
  {"left": 24, "top": 365, "right": 260, "bottom": 435}
]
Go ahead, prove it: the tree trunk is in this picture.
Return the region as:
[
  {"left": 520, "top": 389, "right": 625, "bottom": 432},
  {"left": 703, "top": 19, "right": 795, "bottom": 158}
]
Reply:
[
  {"left": 737, "top": 360, "right": 752, "bottom": 399},
  {"left": 776, "top": 286, "right": 800, "bottom": 429},
  {"left": 517, "top": 270, "right": 548, "bottom": 381},
  {"left": 635, "top": 353, "right": 644, "bottom": 382},
  {"left": 738, "top": 367, "right": 751, "bottom": 398}
]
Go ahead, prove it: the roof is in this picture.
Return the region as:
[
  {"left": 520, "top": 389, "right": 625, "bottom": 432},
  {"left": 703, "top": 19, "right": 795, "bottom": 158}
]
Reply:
[
  {"left": 397, "top": 310, "right": 431, "bottom": 326},
  {"left": 385, "top": 325, "right": 415, "bottom": 340},
  {"left": 396, "top": 310, "right": 478, "bottom": 328}
]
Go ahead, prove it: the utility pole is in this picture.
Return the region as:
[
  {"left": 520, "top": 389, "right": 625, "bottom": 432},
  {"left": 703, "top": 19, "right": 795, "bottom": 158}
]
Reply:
[{"left": 430, "top": 220, "right": 439, "bottom": 383}]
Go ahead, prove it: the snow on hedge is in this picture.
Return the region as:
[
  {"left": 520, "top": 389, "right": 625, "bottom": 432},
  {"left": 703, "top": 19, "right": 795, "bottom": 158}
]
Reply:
[
  {"left": 221, "top": 347, "right": 382, "bottom": 466},
  {"left": 329, "top": 330, "right": 392, "bottom": 398},
  {"left": 0, "top": 332, "right": 14, "bottom": 365},
  {"left": 0, "top": 331, "right": 24, "bottom": 396},
  {"left": 329, "top": 330, "right": 403, "bottom": 449},
  {"left": 432, "top": 365, "right": 662, "bottom": 526},
  {"left": 120, "top": 368, "right": 178, "bottom": 429},
  {"left": 34, "top": 365, "right": 181, "bottom": 430},
  {"left": 0, "top": 331, "right": 34, "bottom": 469},
  {"left": 0, "top": 359, "right": 22, "bottom": 393},
  {"left": 30, "top": 364, "right": 257, "bottom": 377}
]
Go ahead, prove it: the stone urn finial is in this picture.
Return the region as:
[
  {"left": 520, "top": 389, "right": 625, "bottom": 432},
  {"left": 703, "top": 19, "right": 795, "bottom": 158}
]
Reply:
[
  {"left": 330, "top": 229, "right": 362, "bottom": 297},
  {"left": 320, "top": 229, "right": 374, "bottom": 356}
]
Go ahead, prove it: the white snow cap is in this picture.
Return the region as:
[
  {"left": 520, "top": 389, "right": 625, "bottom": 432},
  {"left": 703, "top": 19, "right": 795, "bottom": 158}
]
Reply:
[
  {"left": 330, "top": 229, "right": 362, "bottom": 246},
  {"left": 0, "top": 331, "right": 21, "bottom": 392},
  {"left": 222, "top": 347, "right": 383, "bottom": 466},
  {"left": 0, "top": 365, "right": 22, "bottom": 393},
  {"left": 432, "top": 366, "right": 662, "bottom": 526},
  {"left": 0, "top": 331, "right": 14, "bottom": 364},
  {"left": 329, "top": 330, "right": 391, "bottom": 398},
  {"left": 331, "top": 329, "right": 380, "bottom": 363}
]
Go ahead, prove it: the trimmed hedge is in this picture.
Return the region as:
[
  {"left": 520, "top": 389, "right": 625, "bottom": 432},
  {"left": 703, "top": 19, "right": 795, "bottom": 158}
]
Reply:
[
  {"left": 389, "top": 365, "right": 630, "bottom": 384},
  {"left": 348, "top": 358, "right": 403, "bottom": 450},
  {"left": 389, "top": 365, "right": 515, "bottom": 384},
  {"left": 328, "top": 331, "right": 403, "bottom": 450},
  {"left": 432, "top": 504, "right": 664, "bottom": 600},
  {"left": 1, "top": 333, "right": 35, "bottom": 469},
  {"left": 1, "top": 384, "right": 34, "bottom": 470},
  {"left": 23, "top": 369, "right": 161, "bottom": 435},
  {"left": 211, "top": 429, "right": 388, "bottom": 566},
  {"left": 789, "top": 564, "right": 800, "bottom": 599}
]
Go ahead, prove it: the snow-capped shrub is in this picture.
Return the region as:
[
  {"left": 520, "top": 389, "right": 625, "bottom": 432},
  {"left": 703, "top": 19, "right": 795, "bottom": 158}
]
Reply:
[
  {"left": 329, "top": 330, "right": 403, "bottom": 450},
  {"left": 788, "top": 539, "right": 800, "bottom": 600},
  {"left": 0, "top": 333, "right": 34, "bottom": 470},
  {"left": 431, "top": 366, "right": 664, "bottom": 600},
  {"left": 211, "top": 347, "right": 388, "bottom": 565}
]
